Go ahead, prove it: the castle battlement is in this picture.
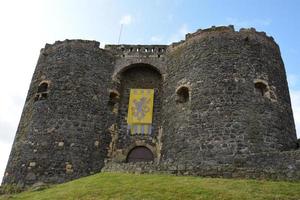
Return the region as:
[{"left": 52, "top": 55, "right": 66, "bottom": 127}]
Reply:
[
  {"left": 42, "top": 39, "right": 101, "bottom": 54},
  {"left": 171, "top": 25, "right": 278, "bottom": 51},
  {"left": 105, "top": 44, "right": 168, "bottom": 58}
]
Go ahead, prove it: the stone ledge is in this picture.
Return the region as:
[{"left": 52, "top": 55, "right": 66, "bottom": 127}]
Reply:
[{"left": 102, "top": 150, "right": 300, "bottom": 181}]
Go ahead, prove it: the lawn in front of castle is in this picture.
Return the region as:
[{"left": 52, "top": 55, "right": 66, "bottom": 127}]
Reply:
[{"left": 1, "top": 172, "right": 300, "bottom": 200}]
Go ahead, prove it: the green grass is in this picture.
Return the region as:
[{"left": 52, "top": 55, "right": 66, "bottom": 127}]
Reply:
[{"left": 1, "top": 172, "right": 300, "bottom": 200}]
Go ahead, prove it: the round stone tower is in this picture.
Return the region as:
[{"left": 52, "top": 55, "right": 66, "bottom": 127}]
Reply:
[
  {"left": 161, "top": 26, "right": 297, "bottom": 165},
  {"left": 2, "top": 40, "right": 114, "bottom": 185}
]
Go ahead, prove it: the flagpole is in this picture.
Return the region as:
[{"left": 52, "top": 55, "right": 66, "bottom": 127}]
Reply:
[{"left": 118, "top": 23, "right": 123, "bottom": 44}]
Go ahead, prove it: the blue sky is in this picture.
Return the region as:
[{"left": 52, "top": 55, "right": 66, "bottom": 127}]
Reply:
[{"left": 0, "top": 0, "right": 300, "bottom": 182}]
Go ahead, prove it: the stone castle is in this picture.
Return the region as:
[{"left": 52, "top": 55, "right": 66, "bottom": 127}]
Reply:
[{"left": 2, "top": 25, "right": 300, "bottom": 186}]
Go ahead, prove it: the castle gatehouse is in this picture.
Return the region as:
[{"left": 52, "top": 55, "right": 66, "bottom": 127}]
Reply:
[{"left": 2, "top": 25, "right": 300, "bottom": 186}]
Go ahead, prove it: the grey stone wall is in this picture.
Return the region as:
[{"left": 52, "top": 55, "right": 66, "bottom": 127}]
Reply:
[
  {"left": 2, "top": 40, "right": 114, "bottom": 186},
  {"left": 161, "top": 26, "right": 297, "bottom": 166},
  {"left": 102, "top": 149, "right": 300, "bottom": 181}
]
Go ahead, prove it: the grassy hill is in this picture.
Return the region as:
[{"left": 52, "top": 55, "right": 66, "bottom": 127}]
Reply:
[{"left": 1, "top": 172, "right": 300, "bottom": 200}]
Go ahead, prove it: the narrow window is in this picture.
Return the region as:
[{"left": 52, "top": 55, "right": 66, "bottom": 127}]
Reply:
[
  {"left": 108, "top": 90, "right": 120, "bottom": 113},
  {"left": 108, "top": 91, "right": 119, "bottom": 106},
  {"left": 37, "top": 82, "right": 48, "bottom": 93},
  {"left": 176, "top": 86, "right": 189, "bottom": 103},
  {"left": 255, "top": 82, "right": 267, "bottom": 96},
  {"left": 35, "top": 81, "right": 49, "bottom": 101}
]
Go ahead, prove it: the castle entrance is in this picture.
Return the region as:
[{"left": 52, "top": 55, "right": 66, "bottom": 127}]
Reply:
[
  {"left": 115, "top": 63, "right": 162, "bottom": 162},
  {"left": 126, "top": 146, "right": 154, "bottom": 162}
]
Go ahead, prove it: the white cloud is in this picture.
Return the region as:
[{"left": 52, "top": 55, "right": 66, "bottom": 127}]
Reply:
[{"left": 120, "top": 14, "right": 133, "bottom": 25}]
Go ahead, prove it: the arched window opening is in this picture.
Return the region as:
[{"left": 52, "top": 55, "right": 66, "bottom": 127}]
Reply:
[
  {"left": 255, "top": 82, "right": 267, "bottom": 96},
  {"left": 126, "top": 146, "right": 154, "bottom": 163},
  {"left": 37, "top": 82, "right": 48, "bottom": 93},
  {"left": 35, "top": 81, "right": 49, "bottom": 101},
  {"left": 176, "top": 86, "right": 189, "bottom": 103}
]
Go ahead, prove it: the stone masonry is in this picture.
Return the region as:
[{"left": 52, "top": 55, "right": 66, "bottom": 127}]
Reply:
[{"left": 2, "top": 25, "right": 300, "bottom": 186}]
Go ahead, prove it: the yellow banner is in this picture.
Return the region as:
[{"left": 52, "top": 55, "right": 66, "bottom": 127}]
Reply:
[
  {"left": 128, "top": 124, "right": 152, "bottom": 135},
  {"left": 127, "top": 89, "right": 154, "bottom": 124}
]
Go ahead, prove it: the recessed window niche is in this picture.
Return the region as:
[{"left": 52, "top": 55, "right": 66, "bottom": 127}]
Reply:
[
  {"left": 34, "top": 81, "right": 50, "bottom": 101},
  {"left": 176, "top": 86, "right": 190, "bottom": 103}
]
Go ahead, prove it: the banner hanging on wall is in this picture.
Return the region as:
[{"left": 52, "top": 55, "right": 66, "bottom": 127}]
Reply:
[{"left": 127, "top": 89, "right": 154, "bottom": 135}]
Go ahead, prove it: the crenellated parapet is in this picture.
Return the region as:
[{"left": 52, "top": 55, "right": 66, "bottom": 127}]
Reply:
[
  {"left": 170, "top": 25, "right": 279, "bottom": 52},
  {"left": 105, "top": 45, "right": 168, "bottom": 58}
]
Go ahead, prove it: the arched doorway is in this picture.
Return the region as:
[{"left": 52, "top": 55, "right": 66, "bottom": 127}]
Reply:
[
  {"left": 116, "top": 63, "right": 162, "bottom": 137},
  {"left": 126, "top": 146, "right": 154, "bottom": 162}
]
